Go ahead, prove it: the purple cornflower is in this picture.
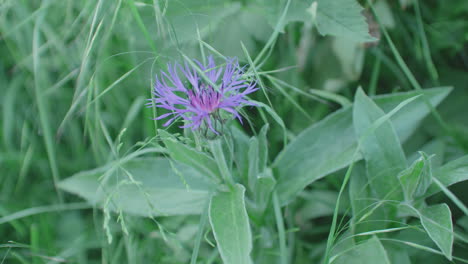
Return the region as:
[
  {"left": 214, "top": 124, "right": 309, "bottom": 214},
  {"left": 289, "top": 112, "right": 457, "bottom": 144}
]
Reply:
[{"left": 147, "top": 56, "right": 258, "bottom": 134}]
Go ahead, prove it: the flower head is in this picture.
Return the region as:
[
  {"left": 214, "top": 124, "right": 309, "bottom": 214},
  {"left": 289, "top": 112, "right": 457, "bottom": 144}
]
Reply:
[{"left": 147, "top": 56, "right": 258, "bottom": 134}]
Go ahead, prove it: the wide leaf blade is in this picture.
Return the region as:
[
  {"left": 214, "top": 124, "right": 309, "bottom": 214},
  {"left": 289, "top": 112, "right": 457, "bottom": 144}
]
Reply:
[
  {"left": 398, "top": 152, "right": 432, "bottom": 200},
  {"left": 419, "top": 204, "right": 454, "bottom": 260},
  {"left": 425, "top": 155, "right": 468, "bottom": 197},
  {"left": 274, "top": 87, "right": 451, "bottom": 205},
  {"left": 331, "top": 236, "right": 391, "bottom": 264},
  {"left": 353, "top": 88, "right": 406, "bottom": 201},
  {"left": 310, "top": 0, "right": 375, "bottom": 42},
  {"left": 159, "top": 129, "right": 221, "bottom": 182},
  {"left": 59, "top": 158, "right": 215, "bottom": 216},
  {"left": 209, "top": 184, "right": 252, "bottom": 264}
]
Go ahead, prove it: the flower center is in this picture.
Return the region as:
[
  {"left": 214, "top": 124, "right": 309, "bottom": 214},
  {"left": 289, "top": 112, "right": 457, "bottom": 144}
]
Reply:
[{"left": 188, "top": 84, "right": 222, "bottom": 114}]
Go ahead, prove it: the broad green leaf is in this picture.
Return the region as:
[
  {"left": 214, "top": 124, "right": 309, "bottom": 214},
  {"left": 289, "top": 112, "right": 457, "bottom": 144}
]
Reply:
[
  {"left": 353, "top": 88, "right": 406, "bottom": 201},
  {"left": 349, "top": 162, "right": 372, "bottom": 222},
  {"left": 398, "top": 159, "right": 425, "bottom": 200},
  {"left": 231, "top": 125, "right": 250, "bottom": 181},
  {"left": 309, "top": 0, "right": 375, "bottom": 42},
  {"left": 386, "top": 245, "right": 411, "bottom": 264},
  {"left": 393, "top": 228, "right": 450, "bottom": 264},
  {"left": 398, "top": 152, "right": 432, "bottom": 200},
  {"left": 331, "top": 236, "right": 390, "bottom": 264},
  {"left": 419, "top": 204, "right": 454, "bottom": 260},
  {"left": 255, "top": 169, "right": 276, "bottom": 212},
  {"left": 250, "top": 169, "right": 276, "bottom": 224},
  {"left": 209, "top": 139, "right": 233, "bottom": 185},
  {"left": 425, "top": 155, "right": 468, "bottom": 197},
  {"left": 59, "top": 158, "right": 216, "bottom": 216},
  {"left": 274, "top": 87, "right": 451, "bottom": 205},
  {"left": 275, "top": 102, "right": 357, "bottom": 205},
  {"left": 209, "top": 184, "right": 252, "bottom": 264},
  {"left": 159, "top": 130, "right": 221, "bottom": 182},
  {"left": 349, "top": 162, "right": 386, "bottom": 238},
  {"left": 240, "top": 125, "right": 268, "bottom": 192}
]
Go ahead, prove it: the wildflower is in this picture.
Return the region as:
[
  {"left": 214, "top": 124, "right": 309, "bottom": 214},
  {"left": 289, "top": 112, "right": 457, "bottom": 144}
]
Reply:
[{"left": 147, "top": 56, "right": 258, "bottom": 135}]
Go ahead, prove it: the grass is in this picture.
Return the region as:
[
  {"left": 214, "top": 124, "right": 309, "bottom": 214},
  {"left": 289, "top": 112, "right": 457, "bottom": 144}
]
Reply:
[{"left": 1, "top": 0, "right": 468, "bottom": 263}]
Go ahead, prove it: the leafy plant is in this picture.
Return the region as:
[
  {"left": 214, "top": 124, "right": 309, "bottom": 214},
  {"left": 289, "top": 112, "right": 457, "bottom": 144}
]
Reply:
[{"left": 1, "top": 0, "right": 467, "bottom": 263}]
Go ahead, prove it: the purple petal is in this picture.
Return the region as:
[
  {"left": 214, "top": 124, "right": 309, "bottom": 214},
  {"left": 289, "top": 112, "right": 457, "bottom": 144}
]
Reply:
[{"left": 153, "top": 112, "right": 174, "bottom": 120}]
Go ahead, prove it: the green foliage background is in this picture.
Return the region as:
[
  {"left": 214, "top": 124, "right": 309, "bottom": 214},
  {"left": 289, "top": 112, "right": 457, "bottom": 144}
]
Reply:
[{"left": 1, "top": 0, "right": 468, "bottom": 263}]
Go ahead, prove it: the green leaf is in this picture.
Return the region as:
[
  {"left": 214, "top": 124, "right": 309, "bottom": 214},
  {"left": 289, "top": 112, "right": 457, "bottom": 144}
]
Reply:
[
  {"left": 255, "top": 169, "right": 276, "bottom": 212},
  {"left": 274, "top": 104, "right": 357, "bottom": 205},
  {"left": 209, "top": 184, "right": 252, "bottom": 264},
  {"left": 257, "top": 124, "right": 269, "bottom": 173},
  {"left": 398, "top": 152, "right": 432, "bottom": 200},
  {"left": 419, "top": 204, "right": 454, "bottom": 260},
  {"left": 247, "top": 137, "right": 259, "bottom": 190},
  {"left": 209, "top": 139, "right": 234, "bottom": 186},
  {"left": 349, "top": 162, "right": 386, "bottom": 238},
  {"left": 159, "top": 130, "right": 221, "bottom": 183},
  {"left": 353, "top": 88, "right": 406, "bottom": 201},
  {"left": 309, "top": 0, "right": 375, "bottom": 42},
  {"left": 231, "top": 125, "right": 250, "bottom": 181},
  {"left": 331, "top": 236, "right": 390, "bottom": 264},
  {"left": 349, "top": 162, "right": 372, "bottom": 222},
  {"left": 249, "top": 169, "right": 276, "bottom": 224},
  {"left": 386, "top": 245, "right": 411, "bottom": 264},
  {"left": 59, "top": 158, "right": 216, "bottom": 216},
  {"left": 425, "top": 155, "right": 468, "bottom": 197},
  {"left": 243, "top": 126, "right": 268, "bottom": 191},
  {"left": 274, "top": 87, "right": 451, "bottom": 205}
]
